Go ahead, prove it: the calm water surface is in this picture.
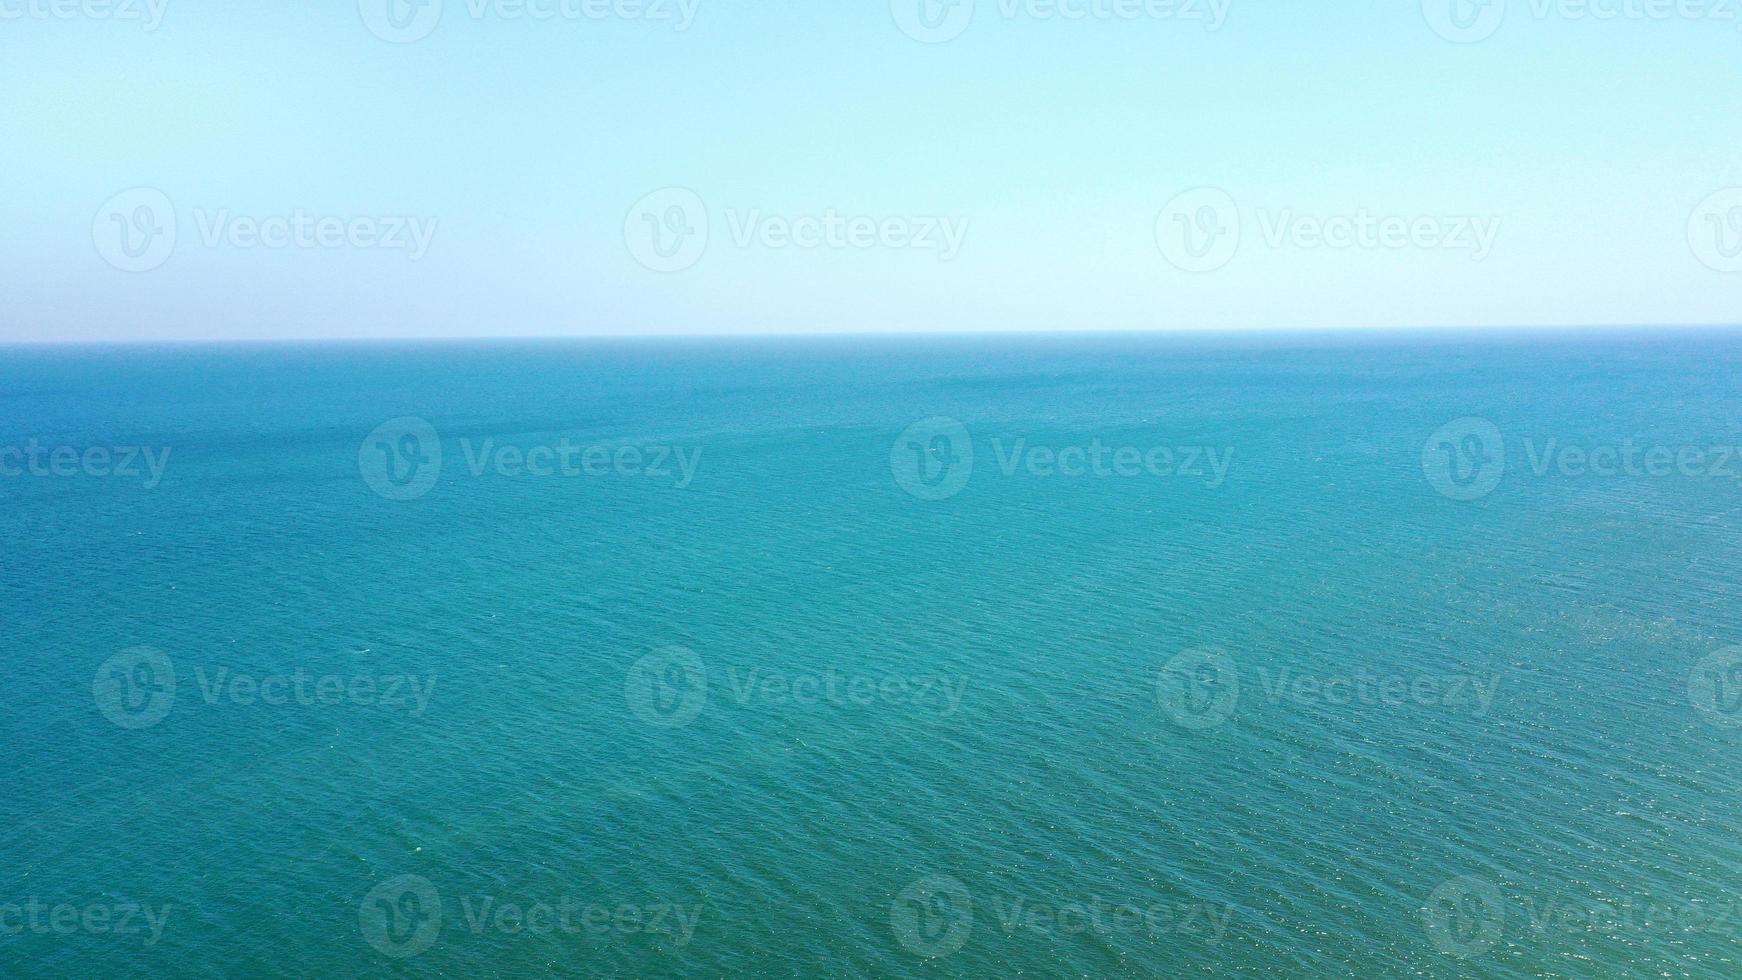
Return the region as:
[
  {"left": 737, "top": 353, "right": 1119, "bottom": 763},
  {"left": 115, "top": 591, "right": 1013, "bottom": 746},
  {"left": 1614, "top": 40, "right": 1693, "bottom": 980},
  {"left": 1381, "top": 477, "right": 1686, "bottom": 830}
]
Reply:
[{"left": 3, "top": 331, "right": 1741, "bottom": 977}]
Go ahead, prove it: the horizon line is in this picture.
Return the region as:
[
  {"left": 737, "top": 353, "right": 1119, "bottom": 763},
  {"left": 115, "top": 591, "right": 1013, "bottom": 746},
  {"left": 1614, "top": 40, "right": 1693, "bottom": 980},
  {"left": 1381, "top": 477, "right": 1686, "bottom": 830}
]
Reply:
[{"left": 5, "top": 322, "right": 1741, "bottom": 348}]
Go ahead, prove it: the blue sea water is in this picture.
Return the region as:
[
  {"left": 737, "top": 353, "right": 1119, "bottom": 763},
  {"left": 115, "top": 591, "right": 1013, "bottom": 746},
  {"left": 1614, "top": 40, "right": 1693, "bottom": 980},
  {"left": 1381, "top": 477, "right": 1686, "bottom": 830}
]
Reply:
[{"left": 3, "top": 330, "right": 1742, "bottom": 977}]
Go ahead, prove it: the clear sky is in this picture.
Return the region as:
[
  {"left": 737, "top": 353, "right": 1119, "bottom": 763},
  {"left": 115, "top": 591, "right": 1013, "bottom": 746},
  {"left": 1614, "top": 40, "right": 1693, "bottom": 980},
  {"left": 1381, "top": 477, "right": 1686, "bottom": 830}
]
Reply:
[{"left": 4, "top": 0, "right": 1740, "bottom": 342}]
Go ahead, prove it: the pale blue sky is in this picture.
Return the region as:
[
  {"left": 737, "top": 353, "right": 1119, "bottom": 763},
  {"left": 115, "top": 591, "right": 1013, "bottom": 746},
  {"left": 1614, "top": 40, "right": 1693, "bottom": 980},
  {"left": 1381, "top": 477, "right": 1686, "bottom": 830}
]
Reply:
[{"left": 3, "top": 0, "right": 1739, "bottom": 341}]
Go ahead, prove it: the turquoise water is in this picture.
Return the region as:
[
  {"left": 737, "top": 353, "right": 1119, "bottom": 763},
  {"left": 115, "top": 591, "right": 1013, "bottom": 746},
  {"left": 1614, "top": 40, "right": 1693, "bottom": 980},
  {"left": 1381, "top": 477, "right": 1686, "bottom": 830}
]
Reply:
[{"left": 4, "top": 331, "right": 1742, "bottom": 977}]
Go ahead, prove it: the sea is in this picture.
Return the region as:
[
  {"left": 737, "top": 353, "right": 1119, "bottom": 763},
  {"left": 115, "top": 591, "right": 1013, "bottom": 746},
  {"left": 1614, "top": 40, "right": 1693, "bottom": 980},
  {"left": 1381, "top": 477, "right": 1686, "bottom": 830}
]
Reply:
[{"left": 3, "top": 329, "right": 1741, "bottom": 977}]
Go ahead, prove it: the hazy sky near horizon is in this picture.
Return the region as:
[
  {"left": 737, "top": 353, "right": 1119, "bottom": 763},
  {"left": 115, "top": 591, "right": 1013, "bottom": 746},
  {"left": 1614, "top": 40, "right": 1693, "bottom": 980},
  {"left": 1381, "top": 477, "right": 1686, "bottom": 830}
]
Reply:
[{"left": 4, "top": 0, "right": 1740, "bottom": 342}]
